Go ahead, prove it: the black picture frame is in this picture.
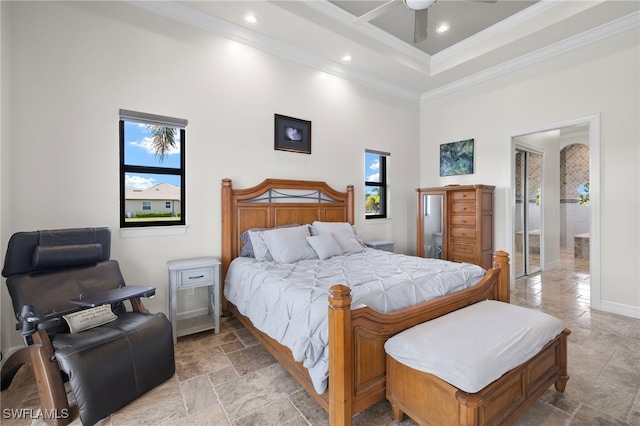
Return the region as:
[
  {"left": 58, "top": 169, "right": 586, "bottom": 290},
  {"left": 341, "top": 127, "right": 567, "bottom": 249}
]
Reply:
[
  {"left": 440, "top": 138, "right": 474, "bottom": 176},
  {"left": 274, "top": 114, "right": 311, "bottom": 154}
]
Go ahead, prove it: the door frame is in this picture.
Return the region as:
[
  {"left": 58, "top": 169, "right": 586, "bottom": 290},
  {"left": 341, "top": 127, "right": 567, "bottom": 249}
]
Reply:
[{"left": 506, "top": 114, "right": 600, "bottom": 310}]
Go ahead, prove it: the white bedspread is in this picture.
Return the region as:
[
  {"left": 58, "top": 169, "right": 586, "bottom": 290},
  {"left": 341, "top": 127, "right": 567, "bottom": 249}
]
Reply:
[{"left": 224, "top": 248, "right": 486, "bottom": 394}]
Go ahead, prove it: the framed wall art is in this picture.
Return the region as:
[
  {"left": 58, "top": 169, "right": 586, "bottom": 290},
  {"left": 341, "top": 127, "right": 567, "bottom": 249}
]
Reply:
[
  {"left": 440, "top": 138, "right": 474, "bottom": 176},
  {"left": 274, "top": 114, "right": 311, "bottom": 154}
]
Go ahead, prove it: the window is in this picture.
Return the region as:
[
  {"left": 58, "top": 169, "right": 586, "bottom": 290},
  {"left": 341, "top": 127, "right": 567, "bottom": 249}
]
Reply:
[
  {"left": 365, "top": 150, "right": 389, "bottom": 219},
  {"left": 120, "top": 109, "right": 187, "bottom": 227}
]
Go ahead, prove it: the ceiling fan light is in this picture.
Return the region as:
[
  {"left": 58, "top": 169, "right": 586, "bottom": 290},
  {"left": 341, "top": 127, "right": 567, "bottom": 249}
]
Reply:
[{"left": 404, "top": 0, "right": 437, "bottom": 11}]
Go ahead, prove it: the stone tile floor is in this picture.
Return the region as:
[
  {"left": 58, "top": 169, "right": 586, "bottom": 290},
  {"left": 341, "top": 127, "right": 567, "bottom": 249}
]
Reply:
[{"left": 2, "top": 249, "right": 639, "bottom": 425}]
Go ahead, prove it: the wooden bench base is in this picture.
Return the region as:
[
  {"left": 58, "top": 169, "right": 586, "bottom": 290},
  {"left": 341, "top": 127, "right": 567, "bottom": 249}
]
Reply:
[{"left": 386, "top": 328, "right": 570, "bottom": 426}]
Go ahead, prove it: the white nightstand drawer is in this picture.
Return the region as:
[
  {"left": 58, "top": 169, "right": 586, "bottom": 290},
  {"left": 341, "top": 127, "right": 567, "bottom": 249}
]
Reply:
[{"left": 178, "top": 267, "right": 213, "bottom": 288}]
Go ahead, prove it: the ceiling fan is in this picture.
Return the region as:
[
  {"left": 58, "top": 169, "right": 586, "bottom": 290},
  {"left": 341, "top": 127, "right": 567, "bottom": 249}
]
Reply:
[{"left": 353, "top": 0, "right": 495, "bottom": 44}]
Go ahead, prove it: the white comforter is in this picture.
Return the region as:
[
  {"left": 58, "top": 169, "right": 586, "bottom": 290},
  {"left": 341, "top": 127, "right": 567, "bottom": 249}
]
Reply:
[{"left": 224, "top": 248, "right": 486, "bottom": 394}]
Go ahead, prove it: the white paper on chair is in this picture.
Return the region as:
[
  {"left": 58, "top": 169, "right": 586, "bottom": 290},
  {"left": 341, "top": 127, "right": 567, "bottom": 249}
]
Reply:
[{"left": 63, "top": 304, "right": 117, "bottom": 334}]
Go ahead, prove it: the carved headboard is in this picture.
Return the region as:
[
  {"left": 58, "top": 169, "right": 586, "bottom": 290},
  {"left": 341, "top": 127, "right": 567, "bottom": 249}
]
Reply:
[{"left": 220, "top": 178, "right": 354, "bottom": 310}]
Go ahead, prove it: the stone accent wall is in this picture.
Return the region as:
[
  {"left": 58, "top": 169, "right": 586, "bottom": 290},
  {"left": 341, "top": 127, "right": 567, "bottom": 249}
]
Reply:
[
  {"left": 560, "top": 144, "right": 590, "bottom": 200},
  {"left": 560, "top": 143, "right": 590, "bottom": 247}
]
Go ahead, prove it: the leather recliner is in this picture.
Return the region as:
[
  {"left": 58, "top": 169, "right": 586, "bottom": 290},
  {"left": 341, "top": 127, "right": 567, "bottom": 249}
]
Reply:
[{"left": 1, "top": 227, "right": 175, "bottom": 425}]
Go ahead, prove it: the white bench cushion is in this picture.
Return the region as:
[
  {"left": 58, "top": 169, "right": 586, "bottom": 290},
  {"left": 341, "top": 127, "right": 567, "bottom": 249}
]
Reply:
[{"left": 384, "top": 300, "right": 565, "bottom": 393}]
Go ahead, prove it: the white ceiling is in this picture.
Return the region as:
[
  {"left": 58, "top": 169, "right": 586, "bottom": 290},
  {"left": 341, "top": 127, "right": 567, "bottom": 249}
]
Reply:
[{"left": 134, "top": 1, "right": 639, "bottom": 102}]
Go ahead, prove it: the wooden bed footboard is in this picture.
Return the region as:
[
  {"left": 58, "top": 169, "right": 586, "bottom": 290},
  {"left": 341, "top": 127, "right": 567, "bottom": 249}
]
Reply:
[
  {"left": 327, "top": 251, "right": 509, "bottom": 425},
  {"left": 227, "top": 255, "right": 509, "bottom": 426}
]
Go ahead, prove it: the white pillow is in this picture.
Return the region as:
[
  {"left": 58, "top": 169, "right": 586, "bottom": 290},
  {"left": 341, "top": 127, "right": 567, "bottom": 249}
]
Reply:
[
  {"left": 335, "top": 235, "right": 366, "bottom": 254},
  {"left": 248, "top": 230, "right": 272, "bottom": 261},
  {"left": 306, "top": 234, "right": 343, "bottom": 260},
  {"left": 312, "top": 221, "right": 365, "bottom": 254},
  {"left": 259, "top": 225, "right": 317, "bottom": 263}
]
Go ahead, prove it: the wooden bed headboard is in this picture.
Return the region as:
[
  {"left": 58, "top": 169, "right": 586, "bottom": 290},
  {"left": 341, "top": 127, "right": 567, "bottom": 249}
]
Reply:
[{"left": 220, "top": 178, "right": 354, "bottom": 311}]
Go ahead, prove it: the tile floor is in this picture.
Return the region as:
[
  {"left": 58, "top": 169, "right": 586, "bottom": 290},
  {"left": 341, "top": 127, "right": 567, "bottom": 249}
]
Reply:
[{"left": 2, "top": 249, "right": 639, "bottom": 425}]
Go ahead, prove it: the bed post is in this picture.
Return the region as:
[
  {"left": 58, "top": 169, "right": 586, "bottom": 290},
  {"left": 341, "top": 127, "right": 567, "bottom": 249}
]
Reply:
[
  {"left": 328, "top": 284, "right": 353, "bottom": 426},
  {"left": 493, "top": 250, "right": 510, "bottom": 303},
  {"left": 221, "top": 178, "right": 233, "bottom": 315},
  {"left": 346, "top": 185, "right": 354, "bottom": 225}
]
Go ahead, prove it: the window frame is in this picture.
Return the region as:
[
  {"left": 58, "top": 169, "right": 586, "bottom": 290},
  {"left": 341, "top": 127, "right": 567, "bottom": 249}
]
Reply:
[
  {"left": 365, "top": 150, "right": 389, "bottom": 219},
  {"left": 119, "top": 110, "right": 187, "bottom": 228}
]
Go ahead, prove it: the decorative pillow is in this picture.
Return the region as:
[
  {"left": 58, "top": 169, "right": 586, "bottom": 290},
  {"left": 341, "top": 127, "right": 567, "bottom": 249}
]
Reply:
[
  {"left": 311, "top": 221, "right": 365, "bottom": 254},
  {"left": 258, "top": 225, "right": 318, "bottom": 263},
  {"left": 62, "top": 305, "right": 117, "bottom": 334},
  {"left": 248, "top": 231, "right": 272, "bottom": 261},
  {"left": 240, "top": 224, "right": 300, "bottom": 257},
  {"left": 335, "top": 235, "right": 366, "bottom": 254},
  {"left": 306, "top": 234, "right": 343, "bottom": 260}
]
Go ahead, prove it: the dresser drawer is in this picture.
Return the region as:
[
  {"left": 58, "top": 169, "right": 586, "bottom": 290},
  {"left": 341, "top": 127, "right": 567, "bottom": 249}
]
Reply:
[
  {"left": 178, "top": 267, "right": 214, "bottom": 288},
  {"left": 450, "top": 215, "right": 476, "bottom": 227},
  {"left": 450, "top": 241, "right": 476, "bottom": 256},
  {"left": 450, "top": 202, "right": 476, "bottom": 214},
  {"left": 450, "top": 228, "right": 476, "bottom": 239},
  {"left": 450, "top": 191, "right": 476, "bottom": 201}
]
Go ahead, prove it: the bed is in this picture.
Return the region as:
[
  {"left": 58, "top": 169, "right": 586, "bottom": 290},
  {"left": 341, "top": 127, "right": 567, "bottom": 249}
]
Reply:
[{"left": 221, "top": 178, "right": 510, "bottom": 426}]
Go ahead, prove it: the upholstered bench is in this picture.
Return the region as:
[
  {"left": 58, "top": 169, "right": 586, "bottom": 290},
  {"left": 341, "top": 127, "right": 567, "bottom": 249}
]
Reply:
[{"left": 385, "top": 300, "right": 570, "bottom": 426}]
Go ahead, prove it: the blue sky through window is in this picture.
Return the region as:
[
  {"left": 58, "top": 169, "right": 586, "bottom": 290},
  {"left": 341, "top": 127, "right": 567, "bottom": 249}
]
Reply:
[
  {"left": 124, "top": 121, "right": 181, "bottom": 189},
  {"left": 365, "top": 152, "right": 380, "bottom": 182}
]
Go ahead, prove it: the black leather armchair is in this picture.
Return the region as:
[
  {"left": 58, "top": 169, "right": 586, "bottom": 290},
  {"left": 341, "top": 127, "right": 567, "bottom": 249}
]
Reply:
[{"left": 1, "top": 227, "right": 175, "bottom": 425}]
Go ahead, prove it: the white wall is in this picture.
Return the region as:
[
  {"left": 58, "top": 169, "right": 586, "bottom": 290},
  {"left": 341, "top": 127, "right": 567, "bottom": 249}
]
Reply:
[
  {"left": 0, "top": 2, "right": 419, "bottom": 352},
  {"left": 0, "top": 0, "right": 10, "bottom": 360},
  {"left": 420, "top": 27, "right": 640, "bottom": 317}
]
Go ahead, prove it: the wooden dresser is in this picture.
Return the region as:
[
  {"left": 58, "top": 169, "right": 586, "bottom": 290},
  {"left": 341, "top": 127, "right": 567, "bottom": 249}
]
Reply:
[{"left": 417, "top": 184, "right": 495, "bottom": 269}]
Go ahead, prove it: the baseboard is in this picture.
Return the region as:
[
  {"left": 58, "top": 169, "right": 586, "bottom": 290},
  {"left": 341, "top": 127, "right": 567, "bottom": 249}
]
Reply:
[
  {"left": 598, "top": 300, "right": 640, "bottom": 319},
  {"left": 544, "top": 259, "right": 561, "bottom": 270}
]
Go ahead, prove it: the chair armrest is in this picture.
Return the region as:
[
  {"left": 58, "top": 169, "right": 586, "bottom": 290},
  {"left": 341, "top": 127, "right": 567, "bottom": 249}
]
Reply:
[{"left": 69, "top": 286, "right": 156, "bottom": 308}]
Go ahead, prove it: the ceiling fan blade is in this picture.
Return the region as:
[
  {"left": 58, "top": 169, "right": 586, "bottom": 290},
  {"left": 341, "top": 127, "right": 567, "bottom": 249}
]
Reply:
[
  {"left": 413, "top": 8, "right": 429, "bottom": 43},
  {"left": 353, "top": 0, "right": 402, "bottom": 25}
]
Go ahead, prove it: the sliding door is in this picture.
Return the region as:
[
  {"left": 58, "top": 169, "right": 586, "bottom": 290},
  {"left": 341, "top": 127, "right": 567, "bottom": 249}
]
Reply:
[{"left": 515, "top": 148, "right": 542, "bottom": 277}]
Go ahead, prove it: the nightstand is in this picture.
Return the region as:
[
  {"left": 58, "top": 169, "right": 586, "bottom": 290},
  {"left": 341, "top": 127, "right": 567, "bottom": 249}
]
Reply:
[
  {"left": 167, "top": 256, "right": 220, "bottom": 344},
  {"left": 365, "top": 240, "right": 395, "bottom": 252}
]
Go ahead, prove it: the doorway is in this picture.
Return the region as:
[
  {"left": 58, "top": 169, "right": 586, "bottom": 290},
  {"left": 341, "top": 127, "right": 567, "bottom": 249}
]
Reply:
[
  {"left": 514, "top": 148, "right": 542, "bottom": 278},
  {"left": 508, "top": 114, "right": 600, "bottom": 310}
]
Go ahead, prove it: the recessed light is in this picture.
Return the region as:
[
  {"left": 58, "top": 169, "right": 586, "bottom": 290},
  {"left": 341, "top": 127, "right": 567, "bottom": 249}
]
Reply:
[
  {"left": 341, "top": 54, "right": 352, "bottom": 62},
  {"left": 244, "top": 14, "right": 258, "bottom": 24},
  {"left": 436, "top": 23, "right": 450, "bottom": 33}
]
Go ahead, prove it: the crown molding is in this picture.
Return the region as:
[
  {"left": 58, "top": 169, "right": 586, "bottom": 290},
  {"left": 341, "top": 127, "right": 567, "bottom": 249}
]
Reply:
[
  {"left": 421, "top": 11, "right": 640, "bottom": 103},
  {"left": 127, "top": 0, "right": 422, "bottom": 103},
  {"left": 430, "top": 0, "right": 562, "bottom": 69}
]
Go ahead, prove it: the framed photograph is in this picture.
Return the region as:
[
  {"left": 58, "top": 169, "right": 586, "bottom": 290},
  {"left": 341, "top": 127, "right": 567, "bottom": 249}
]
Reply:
[
  {"left": 274, "top": 114, "right": 311, "bottom": 154},
  {"left": 440, "top": 138, "right": 474, "bottom": 176}
]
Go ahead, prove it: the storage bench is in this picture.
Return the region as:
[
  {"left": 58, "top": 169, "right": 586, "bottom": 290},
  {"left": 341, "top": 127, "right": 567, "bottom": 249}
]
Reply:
[{"left": 385, "top": 300, "right": 570, "bottom": 426}]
